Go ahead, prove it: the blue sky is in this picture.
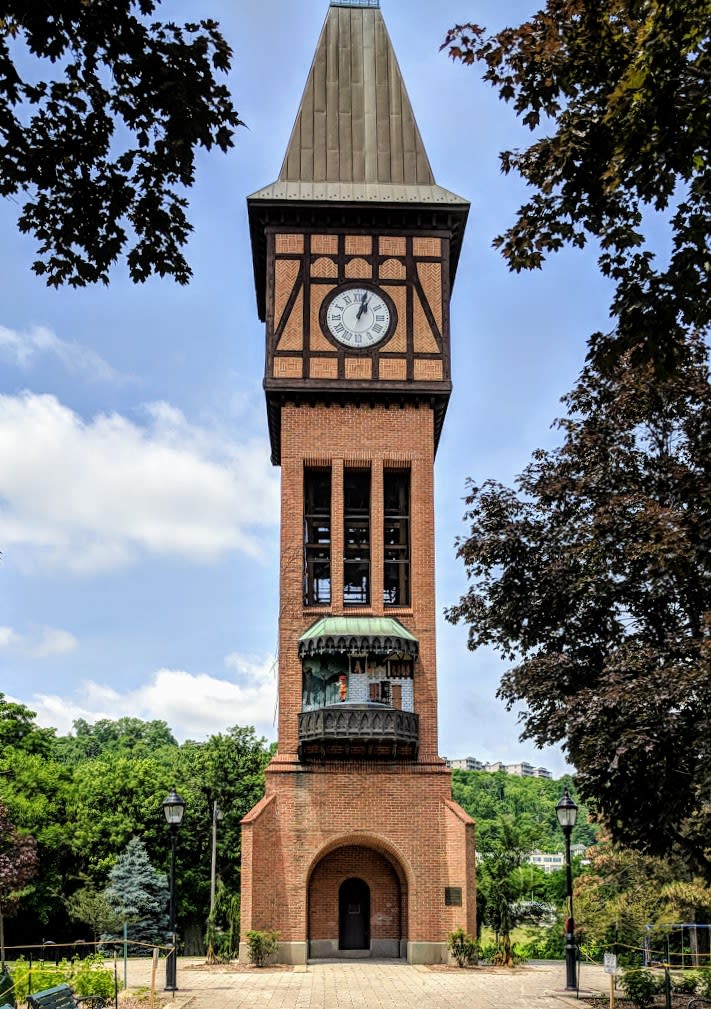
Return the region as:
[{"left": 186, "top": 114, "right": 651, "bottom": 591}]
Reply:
[{"left": 0, "top": 0, "right": 614, "bottom": 776}]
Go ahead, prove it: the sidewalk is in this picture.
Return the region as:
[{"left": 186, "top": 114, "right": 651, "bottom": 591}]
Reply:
[{"left": 122, "top": 957, "right": 609, "bottom": 1009}]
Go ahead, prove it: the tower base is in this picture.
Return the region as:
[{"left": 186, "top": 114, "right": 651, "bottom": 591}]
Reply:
[{"left": 239, "top": 757, "right": 476, "bottom": 965}]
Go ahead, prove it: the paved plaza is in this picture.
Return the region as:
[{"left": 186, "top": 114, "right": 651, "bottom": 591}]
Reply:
[{"left": 123, "top": 957, "right": 609, "bottom": 1009}]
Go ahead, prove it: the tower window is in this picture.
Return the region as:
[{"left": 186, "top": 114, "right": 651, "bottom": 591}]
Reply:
[
  {"left": 304, "top": 468, "right": 331, "bottom": 606},
  {"left": 344, "top": 469, "right": 371, "bottom": 606},
  {"left": 384, "top": 469, "right": 410, "bottom": 606}
]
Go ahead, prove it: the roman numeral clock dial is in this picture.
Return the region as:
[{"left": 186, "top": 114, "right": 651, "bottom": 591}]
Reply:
[{"left": 323, "top": 285, "right": 395, "bottom": 349}]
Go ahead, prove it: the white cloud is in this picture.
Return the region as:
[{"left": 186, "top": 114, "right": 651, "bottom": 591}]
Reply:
[
  {"left": 0, "top": 323, "right": 122, "bottom": 382},
  {"left": 21, "top": 654, "right": 278, "bottom": 741},
  {"left": 0, "top": 624, "right": 77, "bottom": 657},
  {"left": 28, "top": 627, "right": 78, "bottom": 658},
  {"left": 0, "top": 392, "right": 280, "bottom": 574},
  {"left": 0, "top": 626, "right": 21, "bottom": 648}
]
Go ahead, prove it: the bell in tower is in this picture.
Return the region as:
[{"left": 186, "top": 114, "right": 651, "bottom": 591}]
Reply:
[{"left": 240, "top": 0, "right": 476, "bottom": 964}]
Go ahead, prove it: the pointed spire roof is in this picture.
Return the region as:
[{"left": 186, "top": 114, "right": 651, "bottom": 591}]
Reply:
[{"left": 249, "top": 1, "right": 467, "bottom": 205}]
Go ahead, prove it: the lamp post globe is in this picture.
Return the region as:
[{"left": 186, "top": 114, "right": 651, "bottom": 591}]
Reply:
[
  {"left": 556, "top": 788, "right": 579, "bottom": 991},
  {"left": 162, "top": 789, "right": 185, "bottom": 991},
  {"left": 163, "top": 789, "right": 186, "bottom": 826}
]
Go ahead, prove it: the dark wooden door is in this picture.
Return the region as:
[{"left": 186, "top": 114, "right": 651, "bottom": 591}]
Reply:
[{"left": 339, "top": 877, "right": 370, "bottom": 950}]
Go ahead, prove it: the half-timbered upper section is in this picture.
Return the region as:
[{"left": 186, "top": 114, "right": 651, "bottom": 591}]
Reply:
[{"left": 248, "top": 1, "right": 469, "bottom": 463}]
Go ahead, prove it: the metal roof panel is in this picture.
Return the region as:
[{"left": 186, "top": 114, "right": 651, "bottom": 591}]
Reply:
[
  {"left": 248, "top": 181, "right": 469, "bottom": 205},
  {"left": 277, "top": 5, "right": 441, "bottom": 192}
]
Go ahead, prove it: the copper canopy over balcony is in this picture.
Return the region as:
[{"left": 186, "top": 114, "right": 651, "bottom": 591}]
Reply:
[
  {"left": 297, "top": 616, "right": 419, "bottom": 658},
  {"left": 298, "top": 702, "right": 419, "bottom": 762}
]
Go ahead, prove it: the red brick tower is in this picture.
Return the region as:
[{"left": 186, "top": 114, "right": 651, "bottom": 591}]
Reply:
[{"left": 240, "top": 0, "right": 475, "bottom": 964}]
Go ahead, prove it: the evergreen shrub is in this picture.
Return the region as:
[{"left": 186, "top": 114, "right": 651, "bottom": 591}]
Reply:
[
  {"left": 670, "top": 971, "right": 700, "bottom": 994},
  {"left": 620, "top": 968, "right": 664, "bottom": 1009},
  {"left": 245, "top": 930, "right": 278, "bottom": 968},
  {"left": 447, "top": 927, "right": 478, "bottom": 967},
  {"left": 696, "top": 968, "right": 711, "bottom": 998}
]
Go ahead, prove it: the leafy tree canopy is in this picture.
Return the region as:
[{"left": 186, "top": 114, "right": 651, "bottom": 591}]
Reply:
[
  {"left": 443, "top": 0, "right": 711, "bottom": 367},
  {"left": 447, "top": 330, "right": 711, "bottom": 879},
  {"left": 0, "top": 711, "right": 273, "bottom": 949},
  {"left": 0, "top": 800, "right": 37, "bottom": 968},
  {"left": 0, "top": 693, "right": 56, "bottom": 756},
  {"left": 0, "top": 0, "right": 242, "bottom": 287},
  {"left": 0, "top": 698, "right": 74, "bottom": 928},
  {"left": 67, "top": 753, "right": 174, "bottom": 875},
  {"left": 66, "top": 883, "right": 122, "bottom": 944},
  {"left": 58, "top": 717, "right": 177, "bottom": 764},
  {"left": 477, "top": 814, "right": 538, "bottom": 966},
  {"left": 451, "top": 769, "right": 596, "bottom": 852},
  {"left": 0, "top": 745, "right": 74, "bottom": 928},
  {"left": 575, "top": 838, "right": 711, "bottom": 951},
  {"left": 175, "top": 726, "right": 275, "bottom": 898}
]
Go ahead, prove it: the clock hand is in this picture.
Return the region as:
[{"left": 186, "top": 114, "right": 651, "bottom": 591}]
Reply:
[{"left": 356, "top": 291, "right": 369, "bottom": 320}]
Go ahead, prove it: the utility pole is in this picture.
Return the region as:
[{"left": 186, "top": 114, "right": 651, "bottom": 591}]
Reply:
[{"left": 210, "top": 798, "right": 224, "bottom": 916}]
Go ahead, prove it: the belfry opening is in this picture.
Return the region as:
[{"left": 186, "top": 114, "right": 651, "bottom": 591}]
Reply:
[{"left": 239, "top": 0, "right": 476, "bottom": 964}]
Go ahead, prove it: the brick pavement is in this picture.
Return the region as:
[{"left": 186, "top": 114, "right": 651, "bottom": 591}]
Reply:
[{"left": 123, "top": 958, "right": 609, "bottom": 1009}]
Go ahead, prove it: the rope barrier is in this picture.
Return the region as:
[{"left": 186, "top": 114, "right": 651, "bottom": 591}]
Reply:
[
  {"left": 3, "top": 940, "right": 174, "bottom": 954},
  {"left": 2, "top": 940, "right": 173, "bottom": 1007},
  {"left": 574, "top": 940, "right": 711, "bottom": 966}
]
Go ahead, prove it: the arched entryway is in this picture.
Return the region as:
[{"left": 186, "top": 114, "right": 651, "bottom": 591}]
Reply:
[
  {"left": 339, "top": 877, "right": 370, "bottom": 950},
  {"left": 307, "top": 842, "right": 407, "bottom": 959}
]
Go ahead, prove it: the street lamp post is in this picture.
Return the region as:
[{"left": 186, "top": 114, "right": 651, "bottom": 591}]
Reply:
[
  {"left": 556, "top": 788, "right": 579, "bottom": 992},
  {"left": 162, "top": 789, "right": 185, "bottom": 992}
]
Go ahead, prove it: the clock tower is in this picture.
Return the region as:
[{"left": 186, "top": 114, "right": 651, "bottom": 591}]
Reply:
[{"left": 240, "top": 0, "right": 475, "bottom": 964}]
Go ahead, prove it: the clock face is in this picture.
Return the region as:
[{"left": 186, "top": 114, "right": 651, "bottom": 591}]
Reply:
[{"left": 324, "top": 285, "right": 394, "bottom": 349}]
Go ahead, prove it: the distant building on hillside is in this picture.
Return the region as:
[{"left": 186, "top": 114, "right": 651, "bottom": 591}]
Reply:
[
  {"left": 447, "top": 757, "right": 485, "bottom": 771},
  {"left": 446, "top": 757, "right": 552, "bottom": 779},
  {"left": 527, "top": 845, "right": 588, "bottom": 873},
  {"left": 499, "top": 761, "right": 552, "bottom": 780}
]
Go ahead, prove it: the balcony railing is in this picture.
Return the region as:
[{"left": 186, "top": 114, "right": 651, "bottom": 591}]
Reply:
[{"left": 298, "top": 702, "right": 419, "bottom": 762}]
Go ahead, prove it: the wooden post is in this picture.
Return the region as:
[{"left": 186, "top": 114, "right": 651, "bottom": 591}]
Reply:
[
  {"left": 604, "top": 952, "right": 618, "bottom": 1009},
  {"left": 150, "top": 948, "right": 159, "bottom": 1009}
]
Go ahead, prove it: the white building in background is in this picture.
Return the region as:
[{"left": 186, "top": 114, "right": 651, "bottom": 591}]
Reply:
[
  {"left": 449, "top": 758, "right": 592, "bottom": 872},
  {"left": 446, "top": 757, "right": 552, "bottom": 779},
  {"left": 527, "top": 845, "right": 588, "bottom": 873},
  {"left": 502, "top": 762, "right": 553, "bottom": 780},
  {"left": 447, "top": 757, "right": 485, "bottom": 771}
]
